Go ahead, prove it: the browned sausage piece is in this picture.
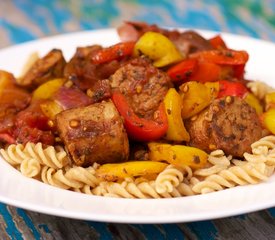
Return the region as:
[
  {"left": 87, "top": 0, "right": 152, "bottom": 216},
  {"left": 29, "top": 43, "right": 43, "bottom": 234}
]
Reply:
[
  {"left": 56, "top": 101, "right": 129, "bottom": 166},
  {"left": 110, "top": 57, "right": 171, "bottom": 119},
  {"left": 64, "top": 45, "right": 121, "bottom": 103},
  {"left": 185, "top": 96, "right": 262, "bottom": 157},
  {"left": 19, "top": 49, "right": 66, "bottom": 89}
]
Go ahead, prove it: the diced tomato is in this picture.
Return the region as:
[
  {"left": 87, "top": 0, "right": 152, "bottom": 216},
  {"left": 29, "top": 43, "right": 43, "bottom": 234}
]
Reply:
[
  {"left": 14, "top": 101, "right": 55, "bottom": 145},
  {"left": 167, "top": 59, "right": 198, "bottom": 82},
  {"left": 209, "top": 35, "right": 227, "bottom": 49},
  {"left": 15, "top": 126, "right": 54, "bottom": 145},
  {"left": 191, "top": 49, "right": 249, "bottom": 65},
  {"left": 218, "top": 80, "right": 248, "bottom": 98},
  {"left": 91, "top": 42, "right": 135, "bottom": 64},
  {"left": 0, "top": 133, "right": 15, "bottom": 144},
  {"left": 112, "top": 92, "right": 168, "bottom": 141}
]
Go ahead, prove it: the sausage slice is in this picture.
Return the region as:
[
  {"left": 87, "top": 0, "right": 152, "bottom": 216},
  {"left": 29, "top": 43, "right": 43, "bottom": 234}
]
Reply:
[
  {"left": 56, "top": 101, "right": 129, "bottom": 166},
  {"left": 186, "top": 96, "right": 262, "bottom": 157}
]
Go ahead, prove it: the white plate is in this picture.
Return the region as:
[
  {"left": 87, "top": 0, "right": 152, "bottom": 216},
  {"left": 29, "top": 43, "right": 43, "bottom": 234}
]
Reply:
[{"left": 0, "top": 29, "right": 275, "bottom": 224}]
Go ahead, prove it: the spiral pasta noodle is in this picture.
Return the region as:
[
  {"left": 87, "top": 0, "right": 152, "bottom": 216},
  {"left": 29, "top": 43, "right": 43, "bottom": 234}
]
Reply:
[
  {"left": 244, "top": 136, "right": 275, "bottom": 166},
  {"left": 192, "top": 161, "right": 269, "bottom": 194},
  {"left": 246, "top": 81, "right": 274, "bottom": 100},
  {"left": 155, "top": 165, "right": 184, "bottom": 194},
  {"left": 0, "top": 142, "right": 69, "bottom": 169},
  {"left": 40, "top": 164, "right": 99, "bottom": 190},
  {"left": 91, "top": 178, "right": 184, "bottom": 199}
]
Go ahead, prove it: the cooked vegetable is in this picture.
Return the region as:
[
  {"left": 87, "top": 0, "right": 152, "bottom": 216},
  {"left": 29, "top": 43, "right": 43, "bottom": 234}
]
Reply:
[
  {"left": 167, "top": 59, "right": 198, "bottom": 82},
  {"left": 96, "top": 161, "right": 168, "bottom": 181},
  {"left": 188, "top": 62, "right": 222, "bottom": 83},
  {"left": 91, "top": 42, "right": 135, "bottom": 64},
  {"left": 40, "top": 100, "right": 63, "bottom": 120},
  {"left": 218, "top": 80, "right": 248, "bottom": 98},
  {"left": 244, "top": 93, "right": 263, "bottom": 114},
  {"left": 32, "top": 78, "right": 65, "bottom": 100},
  {"left": 180, "top": 81, "right": 219, "bottom": 119},
  {"left": 262, "top": 108, "right": 275, "bottom": 134},
  {"left": 191, "top": 49, "right": 249, "bottom": 65},
  {"left": 209, "top": 35, "right": 227, "bottom": 49},
  {"left": 112, "top": 91, "right": 168, "bottom": 141},
  {"left": 265, "top": 92, "right": 275, "bottom": 110},
  {"left": 134, "top": 31, "right": 183, "bottom": 67},
  {"left": 163, "top": 88, "right": 190, "bottom": 142},
  {"left": 148, "top": 142, "right": 208, "bottom": 169}
]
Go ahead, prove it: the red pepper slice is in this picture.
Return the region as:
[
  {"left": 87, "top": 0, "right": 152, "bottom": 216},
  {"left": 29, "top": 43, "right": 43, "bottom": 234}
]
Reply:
[
  {"left": 188, "top": 61, "right": 222, "bottom": 83},
  {"left": 91, "top": 42, "right": 135, "bottom": 64},
  {"left": 191, "top": 49, "right": 249, "bottom": 65},
  {"left": 209, "top": 35, "right": 227, "bottom": 49},
  {"left": 112, "top": 92, "right": 168, "bottom": 141},
  {"left": 167, "top": 59, "right": 198, "bottom": 82},
  {"left": 218, "top": 80, "right": 248, "bottom": 98},
  {"left": 232, "top": 64, "right": 245, "bottom": 79}
]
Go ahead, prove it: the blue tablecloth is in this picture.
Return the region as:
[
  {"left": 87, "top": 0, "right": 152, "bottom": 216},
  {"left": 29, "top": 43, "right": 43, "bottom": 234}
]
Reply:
[{"left": 1, "top": 1, "right": 275, "bottom": 239}]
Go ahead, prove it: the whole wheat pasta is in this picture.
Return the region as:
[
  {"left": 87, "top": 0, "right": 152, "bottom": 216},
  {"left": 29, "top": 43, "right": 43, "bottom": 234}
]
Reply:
[
  {"left": 20, "top": 158, "right": 41, "bottom": 178},
  {"left": 0, "top": 143, "right": 69, "bottom": 169},
  {"left": 40, "top": 165, "right": 99, "bottom": 190},
  {"left": 246, "top": 81, "right": 274, "bottom": 100},
  {"left": 155, "top": 165, "right": 184, "bottom": 194},
  {"left": 192, "top": 162, "right": 269, "bottom": 194}
]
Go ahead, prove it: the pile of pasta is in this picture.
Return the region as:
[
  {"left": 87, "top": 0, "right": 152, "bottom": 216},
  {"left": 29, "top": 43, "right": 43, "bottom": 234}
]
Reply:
[{"left": 1, "top": 134, "right": 275, "bottom": 199}]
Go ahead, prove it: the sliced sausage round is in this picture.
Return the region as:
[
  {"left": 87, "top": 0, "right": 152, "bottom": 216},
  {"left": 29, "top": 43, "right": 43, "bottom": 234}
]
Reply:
[{"left": 186, "top": 96, "right": 262, "bottom": 157}]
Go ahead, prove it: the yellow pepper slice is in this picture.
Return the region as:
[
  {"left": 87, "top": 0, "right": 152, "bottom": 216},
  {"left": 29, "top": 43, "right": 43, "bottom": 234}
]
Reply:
[
  {"left": 244, "top": 93, "right": 263, "bottom": 114},
  {"left": 262, "top": 108, "right": 275, "bottom": 134},
  {"left": 265, "top": 92, "right": 275, "bottom": 111},
  {"left": 180, "top": 81, "right": 219, "bottom": 119},
  {"left": 96, "top": 161, "right": 168, "bottom": 182},
  {"left": 134, "top": 31, "right": 183, "bottom": 67},
  {"left": 163, "top": 88, "right": 190, "bottom": 142},
  {"left": 32, "top": 78, "right": 65, "bottom": 100},
  {"left": 148, "top": 142, "right": 208, "bottom": 169},
  {"left": 40, "top": 100, "right": 63, "bottom": 120}
]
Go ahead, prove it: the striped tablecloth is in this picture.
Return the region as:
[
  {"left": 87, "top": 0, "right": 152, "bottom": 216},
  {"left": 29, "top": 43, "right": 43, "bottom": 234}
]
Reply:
[{"left": 1, "top": 0, "right": 275, "bottom": 239}]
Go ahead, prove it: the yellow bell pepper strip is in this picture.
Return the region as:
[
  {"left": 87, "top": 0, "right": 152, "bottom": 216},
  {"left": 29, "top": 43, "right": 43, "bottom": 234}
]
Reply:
[
  {"left": 133, "top": 31, "right": 183, "bottom": 67},
  {"left": 179, "top": 81, "right": 219, "bottom": 119},
  {"left": 96, "top": 161, "right": 168, "bottom": 182},
  {"left": 244, "top": 93, "right": 263, "bottom": 115},
  {"left": 148, "top": 142, "right": 208, "bottom": 169},
  {"left": 265, "top": 92, "right": 275, "bottom": 110},
  {"left": 262, "top": 108, "right": 275, "bottom": 134},
  {"left": 163, "top": 88, "right": 190, "bottom": 142},
  {"left": 40, "top": 100, "right": 63, "bottom": 120},
  {"left": 32, "top": 78, "right": 65, "bottom": 100}
]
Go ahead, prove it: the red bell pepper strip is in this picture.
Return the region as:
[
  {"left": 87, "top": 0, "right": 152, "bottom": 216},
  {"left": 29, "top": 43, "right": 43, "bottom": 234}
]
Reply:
[
  {"left": 232, "top": 64, "right": 245, "bottom": 79},
  {"left": 218, "top": 80, "right": 248, "bottom": 98},
  {"left": 190, "top": 49, "right": 249, "bottom": 65},
  {"left": 91, "top": 41, "right": 135, "bottom": 64},
  {"left": 167, "top": 59, "right": 198, "bottom": 82},
  {"left": 209, "top": 35, "right": 227, "bottom": 49},
  {"left": 188, "top": 61, "right": 222, "bottom": 83},
  {"left": 112, "top": 92, "right": 168, "bottom": 142}
]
